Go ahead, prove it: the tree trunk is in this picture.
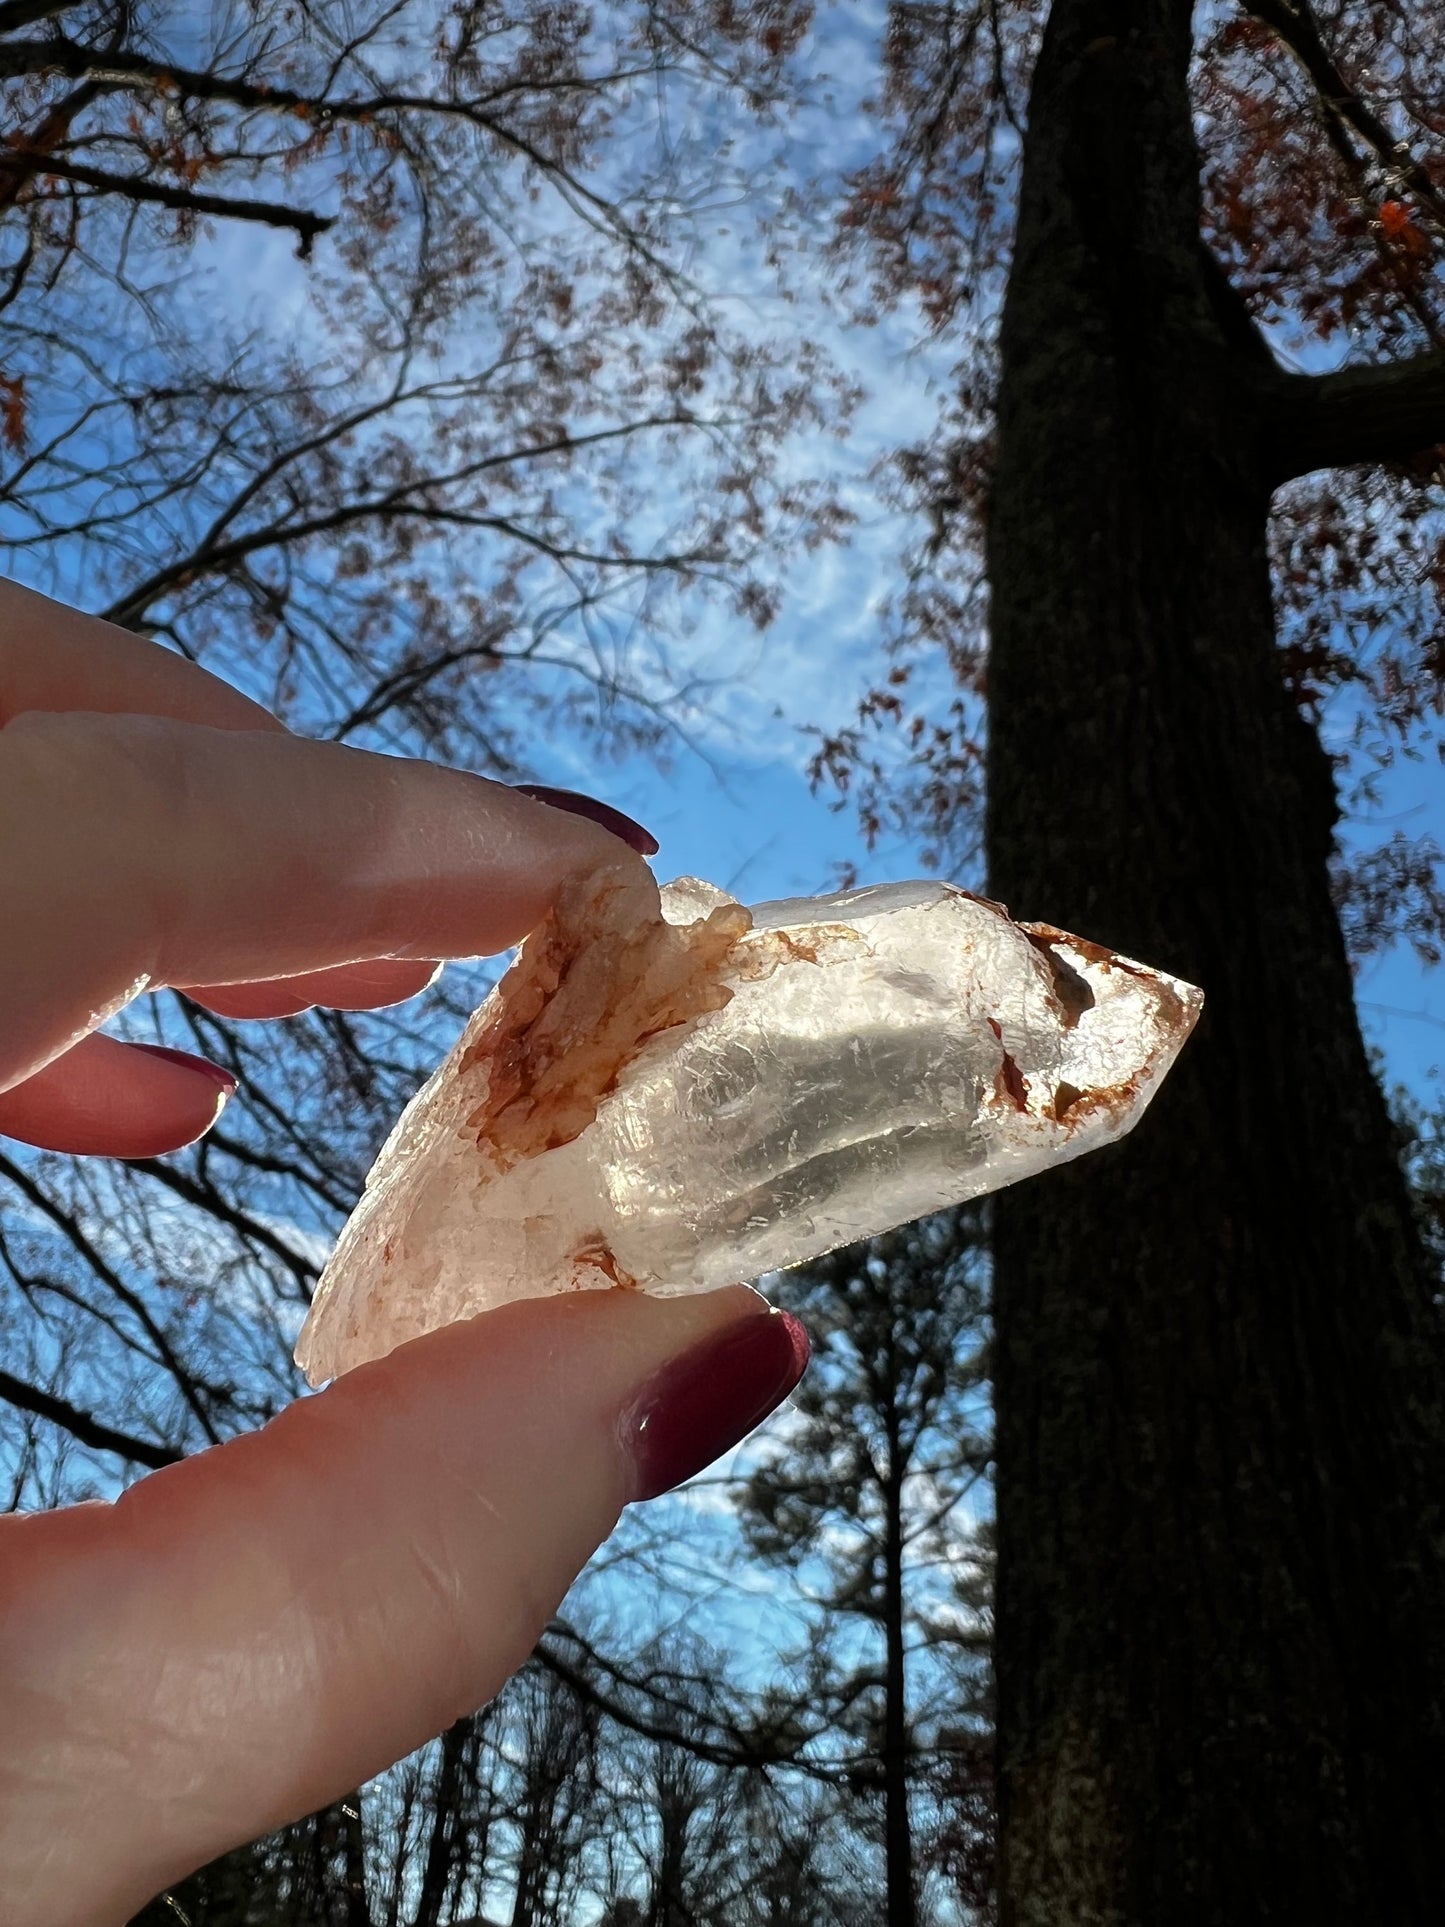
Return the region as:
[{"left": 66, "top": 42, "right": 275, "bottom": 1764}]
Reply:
[
  {"left": 650, "top": 1798, "right": 688, "bottom": 1927},
  {"left": 984, "top": 1, "right": 1445, "bottom": 1922},
  {"left": 882, "top": 1426, "right": 917, "bottom": 1927},
  {"left": 510, "top": 1791, "right": 555, "bottom": 1927},
  {"left": 416, "top": 1719, "right": 467, "bottom": 1927},
  {"left": 341, "top": 1792, "right": 371, "bottom": 1927},
  {"left": 309, "top": 1797, "right": 374, "bottom": 1927}
]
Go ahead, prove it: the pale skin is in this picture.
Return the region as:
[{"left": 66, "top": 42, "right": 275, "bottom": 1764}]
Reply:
[{"left": 0, "top": 580, "right": 768, "bottom": 1924}]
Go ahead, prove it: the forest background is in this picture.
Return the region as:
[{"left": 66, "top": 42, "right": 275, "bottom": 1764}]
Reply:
[{"left": 3, "top": 0, "right": 1444, "bottom": 1923}]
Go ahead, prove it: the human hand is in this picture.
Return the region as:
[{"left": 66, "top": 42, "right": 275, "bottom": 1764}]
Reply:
[{"left": 0, "top": 581, "right": 808, "bottom": 1924}]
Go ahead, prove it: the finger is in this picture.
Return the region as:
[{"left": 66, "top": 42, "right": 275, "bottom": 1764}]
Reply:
[
  {"left": 0, "top": 1035, "right": 236, "bottom": 1156},
  {"left": 3, "top": 588, "right": 444, "bottom": 1020},
  {"left": 0, "top": 584, "right": 418, "bottom": 1034},
  {"left": 0, "top": 579, "right": 285, "bottom": 733},
  {"left": 0, "top": 1287, "right": 809, "bottom": 1924},
  {"left": 181, "top": 957, "right": 444, "bottom": 1020},
  {"left": 0, "top": 710, "right": 635, "bottom": 1093}
]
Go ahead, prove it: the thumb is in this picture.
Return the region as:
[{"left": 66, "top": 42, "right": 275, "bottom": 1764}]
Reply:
[{"left": 0, "top": 1286, "right": 808, "bottom": 1925}]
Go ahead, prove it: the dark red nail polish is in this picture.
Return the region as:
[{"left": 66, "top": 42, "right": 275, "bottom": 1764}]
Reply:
[
  {"left": 513, "top": 783, "right": 660, "bottom": 857},
  {"left": 621, "top": 1309, "right": 809, "bottom": 1502},
  {"left": 131, "top": 1044, "right": 238, "bottom": 1095}
]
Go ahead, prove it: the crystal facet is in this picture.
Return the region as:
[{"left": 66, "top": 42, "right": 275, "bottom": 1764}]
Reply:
[{"left": 296, "top": 866, "right": 1202, "bottom": 1384}]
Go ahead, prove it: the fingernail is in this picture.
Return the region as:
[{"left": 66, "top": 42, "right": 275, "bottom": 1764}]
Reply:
[
  {"left": 512, "top": 784, "right": 660, "bottom": 857},
  {"left": 621, "top": 1308, "right": 809, "bottom": 1502},
  {"left": 131, "top": 1044, "right": 239, "bottom": 1096}
]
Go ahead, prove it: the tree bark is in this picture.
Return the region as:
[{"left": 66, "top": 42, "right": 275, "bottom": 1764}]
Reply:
[
  {"left": 984, "top": 1, "right": 1445, "bottom": 1922},
  {"left": 881, "top": 1418, "right": 917, "bottom": 1927},
  {"left": 1270, "top": 352, "right": 1445, "bottom": 481}
]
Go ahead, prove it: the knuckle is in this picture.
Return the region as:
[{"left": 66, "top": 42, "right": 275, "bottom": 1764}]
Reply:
[
  {"left": 4, "top": 711, "right": 177, "bottom": 847},
  {"left": 0, "top": 710, "right": 193, "bottom": 934},
  {"left": 5, "top": 707, "right": 177, "bottom": 798}
]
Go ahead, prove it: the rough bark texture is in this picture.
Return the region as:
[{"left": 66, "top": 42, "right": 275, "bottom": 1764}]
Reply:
[{"left": 984, "top": 1, "right": 1445, "bottom": 1922}]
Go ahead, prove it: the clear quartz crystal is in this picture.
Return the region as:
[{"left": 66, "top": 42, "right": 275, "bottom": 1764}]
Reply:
[{"left": 296, "top": 871, "right": 1202, "bottom": 1384}]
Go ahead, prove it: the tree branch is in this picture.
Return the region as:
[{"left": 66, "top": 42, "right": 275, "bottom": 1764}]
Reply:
[
  {"left": 100, "top": 405, "right": 701, "bottom": 629},
  {"left": 535, "top": 1636, "right": 824, "bottom": 1778},
  {"left": 1243, "top": 0, "right": 1444, "bottom": 349},
  {"left": 203, "top": 1121, "right": 354, "bottom": 1218},
  {"left": 1243, "top": 0, "right": 1445, "bottom": 235},
  {"left": 124, "top": 1154, "right": 320, "bottom": 1294},
  {"left": 0, "top": 0, "right": 84, "bottom": 34},
  {"left": 0, "top": 1365, "right": 182, "bottom": 1468},
  {"left": 1, "top": 154, "right": 330, "bottom": 254},
  {"left": 1270, "top": 351, "right": 1445, "bottom": 480},
  {"left": 0, "top": 1149, "right": 224, "bottom": 1443},
  {"left": 0, "top": 33, "right": 672, "bottom": 281},
  {"left": 103, "top": 491, "right": 713, "bottom": 633}
]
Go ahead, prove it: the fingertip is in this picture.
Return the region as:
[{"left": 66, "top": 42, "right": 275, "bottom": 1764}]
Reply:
[
  {"left": 180, "top": 958, "right": 443, "bottom": 1020},
  {"left": 0, "top": 1036, "right": 237, "bottom": 1158},
  {"left": 181, "top": 983, "right": 316, "bottom": 1019},
  {"left": 1, "top": 720, "right": 652, "bottom": 1082},
  {"left": 128, "top": 1043, "right": 238, "bottom": 1096}
]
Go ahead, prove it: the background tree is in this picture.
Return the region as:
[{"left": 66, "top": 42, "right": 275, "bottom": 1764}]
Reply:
[
  {"left": 616, "top": 1715, "right": 736, "bottom": 1925},
  {"left": 502, "top": 1661, "right": 604, "bottom": 1927},
  {"left": 409, "top": 1716, "right": 502, "bottom": 1927},
  {"left": 743, "top": 1209, "right": 994, "bottom": 1927},
  {"left": 590, "top": 1651, "right": 760, "bottom": 1927},
  {"left": 823, "top": 0, "right": 1445, "bottom": 1919}
]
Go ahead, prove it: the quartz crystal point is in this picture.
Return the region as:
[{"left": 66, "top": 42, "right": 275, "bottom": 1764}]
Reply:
[{"left": 296, "top": 865, "right": 1202, "bottom": 1384}]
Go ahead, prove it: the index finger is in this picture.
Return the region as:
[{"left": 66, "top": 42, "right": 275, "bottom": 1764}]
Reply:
[
  {"left": 0, "top": 578, "right": 437, "bottom": 1018},
  {"left": 0, "top": 709, "right": 637, "bottom": 1092},
  {"left": 0, "top": 579, "right": 285, "bottom": 733}
]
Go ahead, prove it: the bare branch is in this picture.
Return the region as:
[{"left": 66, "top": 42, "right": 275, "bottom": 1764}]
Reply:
[
  {"left": 536, "top": 1634, "right": 817, "bottom": 1778},
  {"left": 0, "top": 1150, "right": 224, "bottom": 1444},
  {"left": 124, "top": 1154, "right": 320, "bottom": 1295},
  {"left": 103, "top": 490, "right": 715, "bottom": 633},
  {"left": 0, "top": 155, "right": 331, "bottom": 253},
  {"left": 0, "top": 1365, "right": 182, "bottom": 1468},
  {"left": 1243, "top": 0, "right": 1445, "bottom": 348},
  {"left": 0, "top": 31, "right": 680, "bottom": 284}
]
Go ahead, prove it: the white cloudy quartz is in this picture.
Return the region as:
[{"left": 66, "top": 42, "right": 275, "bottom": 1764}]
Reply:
[{"left": 295, "top": 865, "right": 1203, "bottom": 1385}]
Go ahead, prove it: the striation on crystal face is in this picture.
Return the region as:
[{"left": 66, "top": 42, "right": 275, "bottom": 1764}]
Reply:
[{"left": 295, "top": 863, "right": 1203, "bottom": 1384}]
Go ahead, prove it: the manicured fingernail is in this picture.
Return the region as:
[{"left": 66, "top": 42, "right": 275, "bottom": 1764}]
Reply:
[
  {"left": 131, "top": 1044, "right": 239, "bottom": 1096},
  {"left": 621, "top": 1308, "right": 809, "bottom": 1501},
  {"left": 512, "top": 784, "right": 660, "bottom": 856}
]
